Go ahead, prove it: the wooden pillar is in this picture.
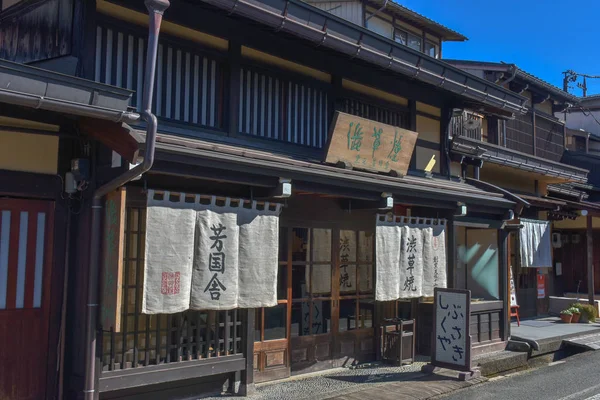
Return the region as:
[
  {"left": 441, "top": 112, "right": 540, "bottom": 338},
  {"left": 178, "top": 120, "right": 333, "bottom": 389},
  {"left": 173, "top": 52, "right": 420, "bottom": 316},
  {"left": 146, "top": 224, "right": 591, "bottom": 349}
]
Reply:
[
  {"left": 447, "top": 216, "right": 456, "bottom": 289},
  {"left": 587, "top": 214, "right": 594, "bottom": 305},
  {"left": 531, "top": 108, "right": 537, "bottom": 156},
  {"left": 409, "top": 100, "right": 417, "bottom": 171},
  {"left": 440, "top": 106, "right": 452, "bottom": 178},
  {"left": 499, "top": 228, "right": 509, "bottom": 340},
  {"left": 239, "top": 309, "right": 255, "bottom": 395}
]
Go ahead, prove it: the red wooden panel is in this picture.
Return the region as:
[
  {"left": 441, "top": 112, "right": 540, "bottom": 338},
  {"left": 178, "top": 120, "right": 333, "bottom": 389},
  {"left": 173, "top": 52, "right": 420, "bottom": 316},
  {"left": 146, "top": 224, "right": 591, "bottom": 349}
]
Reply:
[{"left": 0, "top": 198, "right": 54, "bottom": 400}]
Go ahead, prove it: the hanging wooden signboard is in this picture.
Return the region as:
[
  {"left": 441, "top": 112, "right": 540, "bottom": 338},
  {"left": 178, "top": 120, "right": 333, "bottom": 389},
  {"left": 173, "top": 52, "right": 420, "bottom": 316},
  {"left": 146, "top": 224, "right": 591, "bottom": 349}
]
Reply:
[
  {"left": 101, "top": 187, "right": 126, "bottom": 332},
  {"left": 324, "top": 112, "right": 419, "bottom": 176}
]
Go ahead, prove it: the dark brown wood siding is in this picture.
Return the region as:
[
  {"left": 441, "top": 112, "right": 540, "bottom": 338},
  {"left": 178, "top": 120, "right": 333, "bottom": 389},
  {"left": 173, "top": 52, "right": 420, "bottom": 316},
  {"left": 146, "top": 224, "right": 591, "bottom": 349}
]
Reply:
[
  {"left": 505, "top": 112, "right": 534, "bottom": 155},
  {"left": 0, "top": 0, "right": 73, "bottom": 63},
  {"left": 535, "top": 115, "right": 565, "bottom": 162}
]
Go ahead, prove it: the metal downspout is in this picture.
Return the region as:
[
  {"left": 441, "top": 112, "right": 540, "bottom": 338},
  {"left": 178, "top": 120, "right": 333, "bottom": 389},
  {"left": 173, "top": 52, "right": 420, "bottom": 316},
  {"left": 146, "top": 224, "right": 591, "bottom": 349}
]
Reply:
[
  {"left": 364, "top": 0, "right": 388, "bottom": 22},
  {"left": 82, "top": 1, "right": 169, "bottom": 399},
  {"left": 497, "top": 64, "right": 517, "bottom": 86}
]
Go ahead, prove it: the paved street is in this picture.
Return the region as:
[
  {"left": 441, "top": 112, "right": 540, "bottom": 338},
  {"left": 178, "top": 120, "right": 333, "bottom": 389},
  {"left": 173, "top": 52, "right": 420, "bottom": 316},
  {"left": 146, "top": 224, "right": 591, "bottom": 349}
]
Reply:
[{"left": 438, "top": 350, "right": 600, "bottom": 400}]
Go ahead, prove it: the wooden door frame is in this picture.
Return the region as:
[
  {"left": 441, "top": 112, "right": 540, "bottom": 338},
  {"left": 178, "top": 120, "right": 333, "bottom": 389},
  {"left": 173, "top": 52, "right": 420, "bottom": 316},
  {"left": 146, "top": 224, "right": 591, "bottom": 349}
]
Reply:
[{"left": 280, "top": 221, "right": 376, "bottom": 373}]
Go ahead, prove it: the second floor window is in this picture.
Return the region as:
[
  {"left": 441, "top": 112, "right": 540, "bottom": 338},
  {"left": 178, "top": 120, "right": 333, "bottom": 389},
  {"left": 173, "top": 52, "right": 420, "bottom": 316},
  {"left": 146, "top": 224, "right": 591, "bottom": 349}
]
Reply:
[
  {"left": 424, "top": 41, "right": 437, "bottom": 58},
  {"left": 394, "top": 29, "right": 407, "bottom": 45},
  {"left": 407, "top": 33, "right": 422, "bottom": 52},
  {"left": 394, "top": 28, "right": 422, "bottom": 52}
]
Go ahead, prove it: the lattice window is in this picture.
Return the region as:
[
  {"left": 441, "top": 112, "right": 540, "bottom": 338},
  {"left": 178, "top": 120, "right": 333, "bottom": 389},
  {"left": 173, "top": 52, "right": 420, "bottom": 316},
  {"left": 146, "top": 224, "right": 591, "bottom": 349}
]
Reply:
[
  {"left": 95, "top": 23, "right": 224, "bottom": 129},
  {"left": 238, "top": 67, "right": 329, "bottom": 148},
  {"left": 101, "top": 206, "right": 242, "bottom": 371},
  {"left": 339, "top": 98, "right": 409, "bottom": 128}
]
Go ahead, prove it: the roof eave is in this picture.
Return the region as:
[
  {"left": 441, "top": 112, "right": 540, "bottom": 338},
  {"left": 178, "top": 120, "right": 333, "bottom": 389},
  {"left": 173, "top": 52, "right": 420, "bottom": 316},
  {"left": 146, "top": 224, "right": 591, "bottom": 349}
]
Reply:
[{"left": 199, "top": 0, "right": 527, "bottom": 115}]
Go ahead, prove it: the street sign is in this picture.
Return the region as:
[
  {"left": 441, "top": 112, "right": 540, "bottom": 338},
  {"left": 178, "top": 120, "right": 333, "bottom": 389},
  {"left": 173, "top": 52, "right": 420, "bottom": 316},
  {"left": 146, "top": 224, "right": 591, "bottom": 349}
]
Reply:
[{"left": 431, "top": 288, "right": 472, "bottom": 372}]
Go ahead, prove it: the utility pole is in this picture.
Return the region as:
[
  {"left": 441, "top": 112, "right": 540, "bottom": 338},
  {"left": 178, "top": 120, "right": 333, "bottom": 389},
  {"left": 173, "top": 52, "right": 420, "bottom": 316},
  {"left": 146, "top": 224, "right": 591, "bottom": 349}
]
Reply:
[{"left": 563, "top": 70, "right": 600, "bottom": 96}]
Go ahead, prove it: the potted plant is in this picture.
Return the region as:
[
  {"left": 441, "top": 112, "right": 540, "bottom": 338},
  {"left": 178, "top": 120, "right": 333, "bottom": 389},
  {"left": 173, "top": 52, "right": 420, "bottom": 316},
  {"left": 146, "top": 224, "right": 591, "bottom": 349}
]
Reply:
[
  {"left": 571, "top": 303, "right": 598, "bottom": 323},
  {"left": 569, "top": 307, "right": 582, "bottom": 323},
  {"left": 560, "top": 308, "right": 573, "bottom": 323}
]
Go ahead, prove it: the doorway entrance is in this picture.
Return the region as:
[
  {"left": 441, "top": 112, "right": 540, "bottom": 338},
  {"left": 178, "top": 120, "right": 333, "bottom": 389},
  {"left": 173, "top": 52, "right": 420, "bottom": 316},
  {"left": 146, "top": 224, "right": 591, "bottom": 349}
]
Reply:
[
  {"left": 254, "top": 224, "right": 375, "bottom": 381},
  {"left": 0, "top": 198, "right": 55, "bottom": 400}
]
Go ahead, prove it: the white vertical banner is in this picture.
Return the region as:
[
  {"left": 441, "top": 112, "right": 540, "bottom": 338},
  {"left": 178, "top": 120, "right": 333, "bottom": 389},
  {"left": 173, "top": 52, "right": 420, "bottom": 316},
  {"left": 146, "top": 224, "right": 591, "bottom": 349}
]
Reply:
[
  {"left": 375, "top": 215, "right": 402, "bottom": 301},
  {"left": 237, "top": 202, "right": 281, "bottom": 308},
  {"left": 143, "top": 191, "right": 195, "bottom": 314},
  {"left": 190, "top": 198, "right": 240, "bottom": 310},
  {"left": 375, "top": 214, "right": 447, "bottom": 301},
  {"left": 423, "top": 221, "right": 447, "bottom": 297},
  {"left": 144, "top": 192, "right": 281, "bottom": 313},
  {"left": 399, "top": 225, "right": 423, "bottom": 298}
]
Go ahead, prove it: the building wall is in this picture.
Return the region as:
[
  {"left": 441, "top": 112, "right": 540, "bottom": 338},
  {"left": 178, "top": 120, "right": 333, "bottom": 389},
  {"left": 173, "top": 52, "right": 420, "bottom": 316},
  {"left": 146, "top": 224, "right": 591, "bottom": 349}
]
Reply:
[
  {"left": 0, "top": 131, "right": 59, "bottom": 174},
  {"left": 563, "top": 110, "right": 600, "bottom": 137},
  {"left": 308, "top": 1, "right": 363, "bottom": 26}
]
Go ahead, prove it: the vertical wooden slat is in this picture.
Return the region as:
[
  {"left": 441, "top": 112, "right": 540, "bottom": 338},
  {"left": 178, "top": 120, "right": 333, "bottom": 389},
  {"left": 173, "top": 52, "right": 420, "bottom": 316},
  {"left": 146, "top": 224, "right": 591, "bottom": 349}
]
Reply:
[
  {"left": 206, "top": 312, "right": 214, "bottom": 358},
  {"left": 6, "top": 209, "right": 20, "bottom": 309},
  {"left": 210, "top": 60, "right": 217, "bottom": 127},
  {"left": 195, "top": 312, "right": 202, "bottom": 359},
  {"left": 144, "top": 314, "right": 150, "bottom": 366},
  {"left": 166, "top": 314, "right": 172, "bottom": 363},
  {"left": 0, "top": 211, "right": 11, "bottom": 309},
  {"left": 155, "top": 314, "right": 161, "bottom": 365},
  {"left": 95, "top": 26, "right": 102, "bottom": 82},
  {"left": 136, "top": 37, "right": 144, "bottom": 111},
  {"left": 193, "top": 55, "right": 200, "bottom": 124},
  {"left": 15, "top": 212, "right": 29, "bottom": 309},
  {"left": 127, "top": 35, "right": 134, "bottom": 91},
  {"left": 224, "top": 311, "right": 230, "bottom": 355},
  {"left": 133, "top": 208, "right": 143, "bottom": 367},
  {"left": 24, "top": 211, "right": 37, "bottom": 309},
  {"left": 110, "top": 327, "right": 116, "bottom": 371},
  {"left": 202, "top": 57, "right": 208, "bottom": 126},
  {"left": 232, "top": 309, "right": 238, "bottom": 355},
  {"left": 176, "top": 316, "right": 183, "bottom": 361},
  {"left": 174, "top": 49, "right": 182, "bottom": 120},
  {"left": 121, "top": 209, "right": 131, "bottom": 368}
]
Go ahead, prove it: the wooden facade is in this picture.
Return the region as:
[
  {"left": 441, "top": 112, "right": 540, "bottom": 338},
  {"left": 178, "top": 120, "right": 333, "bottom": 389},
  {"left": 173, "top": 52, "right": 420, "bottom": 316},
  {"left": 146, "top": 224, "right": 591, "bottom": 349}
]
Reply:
[{"left": 0, "top": 1, "right": 526, "bottom": 399}]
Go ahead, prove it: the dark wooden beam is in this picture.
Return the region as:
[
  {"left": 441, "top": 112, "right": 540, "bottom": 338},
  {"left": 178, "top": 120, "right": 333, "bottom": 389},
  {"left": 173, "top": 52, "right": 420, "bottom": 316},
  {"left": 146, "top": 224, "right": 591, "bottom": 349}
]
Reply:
[
  {"left": 409, "top": 100, "right": 417, "bottom": 171},
  {"left": 0, "top": 169, "right": 61, "bottom": 199},
  {"left": 98, "top": 355, "right": 246, "bottom": 393},
  {"left": 587, "top": 214, "right": 595, "bottom": 305},
  {"left": 78, "top": 118, "right": 140, "bottom": 163},
  {"left": 532, "top": 93, "right": 551, "bottom": 105},
  {"left": 498, "top": 228, "right": 509, "bottom": 340}
]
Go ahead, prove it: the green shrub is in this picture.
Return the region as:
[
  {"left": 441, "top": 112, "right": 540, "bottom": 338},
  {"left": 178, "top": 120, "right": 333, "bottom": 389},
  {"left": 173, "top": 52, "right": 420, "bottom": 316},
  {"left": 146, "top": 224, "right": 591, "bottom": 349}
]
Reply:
[
  {"left": 568, "top": 306, "right": 581, "bottom": 314},
  {"left": 571, "top": 303, "right": 598, "bottom": 322},
  {"left": 560, "top": 308, "right": 573, "bottom": 316}
]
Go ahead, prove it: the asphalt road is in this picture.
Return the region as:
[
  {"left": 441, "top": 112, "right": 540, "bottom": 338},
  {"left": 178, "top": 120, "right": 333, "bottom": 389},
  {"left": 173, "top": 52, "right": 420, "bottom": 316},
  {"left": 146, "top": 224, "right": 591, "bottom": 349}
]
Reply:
[{"left": 438, "top": 350, "right": 600, "bottom": 400}]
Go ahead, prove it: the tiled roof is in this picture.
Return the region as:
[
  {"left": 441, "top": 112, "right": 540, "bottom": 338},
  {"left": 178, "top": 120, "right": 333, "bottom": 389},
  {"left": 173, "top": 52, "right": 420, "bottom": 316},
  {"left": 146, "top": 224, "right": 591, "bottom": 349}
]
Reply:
[{"left": 444, "top": 59, "right": 579, "bottom": 104}]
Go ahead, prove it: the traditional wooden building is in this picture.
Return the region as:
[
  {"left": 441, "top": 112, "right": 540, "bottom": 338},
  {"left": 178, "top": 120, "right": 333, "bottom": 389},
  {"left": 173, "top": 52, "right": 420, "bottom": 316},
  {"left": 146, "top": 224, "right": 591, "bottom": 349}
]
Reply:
[
  {"left": 446, "top": 60, "right": 592, "bottom": 318},
  {"left": 0, "top": 0, "right": 534, "bottom": 399}
]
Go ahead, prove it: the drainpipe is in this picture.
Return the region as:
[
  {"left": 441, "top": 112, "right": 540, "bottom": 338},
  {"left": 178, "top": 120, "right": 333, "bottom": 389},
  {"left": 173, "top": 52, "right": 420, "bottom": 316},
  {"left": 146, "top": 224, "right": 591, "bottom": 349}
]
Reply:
[
  {"left": 82, "top": 1, "right": 169, "bottom": 399},
  {"left": 364, "top": 0, "right": 388, "bottom": 22},
  {"left": 497, "top": 64, "right": 518, "bottom": 86}
]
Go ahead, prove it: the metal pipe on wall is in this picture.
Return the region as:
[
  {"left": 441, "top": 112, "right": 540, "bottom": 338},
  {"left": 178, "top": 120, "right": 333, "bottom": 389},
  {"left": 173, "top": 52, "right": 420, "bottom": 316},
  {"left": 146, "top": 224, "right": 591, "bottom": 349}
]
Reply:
[{"left": 82, "top": 1, "right": 170, "bottom": 399}]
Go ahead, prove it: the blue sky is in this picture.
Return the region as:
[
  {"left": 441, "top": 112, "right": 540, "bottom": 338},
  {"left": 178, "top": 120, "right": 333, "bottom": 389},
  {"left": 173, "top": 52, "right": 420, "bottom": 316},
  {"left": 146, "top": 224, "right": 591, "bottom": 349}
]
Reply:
[{"left": 401, "top": 0, "right": 600, "bottom": 97}]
